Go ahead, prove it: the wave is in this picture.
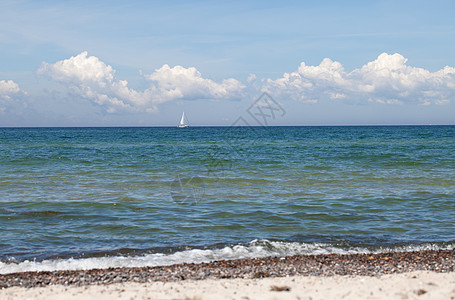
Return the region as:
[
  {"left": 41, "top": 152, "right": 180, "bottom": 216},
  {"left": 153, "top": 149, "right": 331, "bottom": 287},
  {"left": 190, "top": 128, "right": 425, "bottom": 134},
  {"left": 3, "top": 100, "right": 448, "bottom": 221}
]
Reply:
[{"left": 1, "top": 240, "right": 454, "bottom": 275}]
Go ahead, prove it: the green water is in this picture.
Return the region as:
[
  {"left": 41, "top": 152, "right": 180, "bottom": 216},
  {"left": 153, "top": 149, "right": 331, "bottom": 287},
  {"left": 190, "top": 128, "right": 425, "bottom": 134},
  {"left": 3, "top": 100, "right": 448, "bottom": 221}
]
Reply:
[{"left": 1, "top": 126, "right": 454, "bottom": 265}]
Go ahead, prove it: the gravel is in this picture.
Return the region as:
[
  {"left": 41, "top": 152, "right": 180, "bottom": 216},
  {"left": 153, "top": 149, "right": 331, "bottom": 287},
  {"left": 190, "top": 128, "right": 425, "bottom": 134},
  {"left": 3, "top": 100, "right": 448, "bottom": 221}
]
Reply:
[{"left": 1, "top": 249, "right": 454, "bottom": 289}]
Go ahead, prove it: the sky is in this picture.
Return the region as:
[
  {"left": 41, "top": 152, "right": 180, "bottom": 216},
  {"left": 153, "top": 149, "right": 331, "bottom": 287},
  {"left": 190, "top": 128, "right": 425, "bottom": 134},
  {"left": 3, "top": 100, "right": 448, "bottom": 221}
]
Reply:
[{"left": 1, "top": 0, "right": 455, "bottom": 126}]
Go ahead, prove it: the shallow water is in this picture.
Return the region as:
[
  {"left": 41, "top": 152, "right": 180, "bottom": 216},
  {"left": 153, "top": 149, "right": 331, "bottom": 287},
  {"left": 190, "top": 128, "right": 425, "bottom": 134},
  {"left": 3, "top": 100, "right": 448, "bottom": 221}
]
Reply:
[{"left": 1, "top": 126, "right": 454, "bottom": 273}]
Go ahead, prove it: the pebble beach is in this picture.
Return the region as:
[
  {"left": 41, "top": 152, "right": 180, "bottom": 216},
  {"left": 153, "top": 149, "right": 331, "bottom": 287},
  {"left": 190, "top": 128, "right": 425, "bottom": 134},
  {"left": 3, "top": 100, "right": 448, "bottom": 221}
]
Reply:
[{"left": 1, "top": 249, "right": 454, "bottom": 299}]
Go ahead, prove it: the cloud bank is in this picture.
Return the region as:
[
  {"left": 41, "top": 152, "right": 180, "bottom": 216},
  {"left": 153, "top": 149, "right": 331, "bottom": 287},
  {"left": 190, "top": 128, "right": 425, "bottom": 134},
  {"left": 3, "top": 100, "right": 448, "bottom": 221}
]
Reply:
[
  {"left": 263, "top": 53, "right": 455, "bottom": 105},
  {"left": 34, "top": 51, "right": 455, "bottom": 116},
  {"left": 38, "top": 52, "right": 245, "bottom": 113}
]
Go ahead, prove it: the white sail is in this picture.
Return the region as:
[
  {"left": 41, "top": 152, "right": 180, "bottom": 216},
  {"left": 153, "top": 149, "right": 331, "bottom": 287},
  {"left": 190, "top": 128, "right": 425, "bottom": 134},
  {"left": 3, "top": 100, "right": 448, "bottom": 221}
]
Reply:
[{"left": 178, "top": 112, "right": 189, "bottom": 128}]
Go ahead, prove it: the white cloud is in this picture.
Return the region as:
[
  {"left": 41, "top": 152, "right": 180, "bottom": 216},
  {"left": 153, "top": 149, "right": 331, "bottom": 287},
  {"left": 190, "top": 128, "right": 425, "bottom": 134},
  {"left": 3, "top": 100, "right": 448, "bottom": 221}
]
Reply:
[
  {"left": 263, "top": 53, "right": 455, "bottom": 105},
  {"left": 145, "top": 64, "right": 245, "bottom": 102},
  {"left": 37, "top": 52, "right": 115, "bottom": 84},
  {"left": 0, "top": 80, "right": 27, "bottom": 113},
  {"left": 38, "top": 51, "right": 149, "bottom": 113},
  {"left": 38, "top": 52, "right": 245, "bottom": 113},
  {"left": 247, "top": 74, "right": 257, "bottom": 83},
  {"left": 0, "top": 80, "right": 21, "bottom": 98}
]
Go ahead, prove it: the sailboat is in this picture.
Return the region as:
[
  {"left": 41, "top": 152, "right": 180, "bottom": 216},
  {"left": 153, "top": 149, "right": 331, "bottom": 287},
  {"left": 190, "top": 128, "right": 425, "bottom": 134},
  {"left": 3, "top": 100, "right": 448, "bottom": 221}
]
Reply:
[{"left": 177, "top": 111, "right": 189, "bottom": 128}]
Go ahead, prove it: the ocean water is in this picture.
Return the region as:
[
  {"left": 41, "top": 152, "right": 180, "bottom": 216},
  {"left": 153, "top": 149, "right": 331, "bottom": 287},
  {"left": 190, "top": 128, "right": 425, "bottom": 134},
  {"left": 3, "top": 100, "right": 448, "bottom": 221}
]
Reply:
[{"left": 1, "top": 126, "right": 454, "bottom": 274}]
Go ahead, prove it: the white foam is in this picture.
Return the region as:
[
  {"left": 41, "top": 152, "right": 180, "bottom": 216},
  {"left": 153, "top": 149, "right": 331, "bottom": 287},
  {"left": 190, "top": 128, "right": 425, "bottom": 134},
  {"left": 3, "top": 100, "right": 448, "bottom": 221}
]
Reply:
[{"left": 1, "top": 240, "right": 453, "bottom": 274}]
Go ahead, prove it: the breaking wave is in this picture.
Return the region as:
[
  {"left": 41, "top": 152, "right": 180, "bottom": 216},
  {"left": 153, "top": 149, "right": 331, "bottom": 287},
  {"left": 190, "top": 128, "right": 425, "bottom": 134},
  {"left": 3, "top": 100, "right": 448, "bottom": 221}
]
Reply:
[{"left": 1, "top": 240, "right": 454, "bottom": 274}]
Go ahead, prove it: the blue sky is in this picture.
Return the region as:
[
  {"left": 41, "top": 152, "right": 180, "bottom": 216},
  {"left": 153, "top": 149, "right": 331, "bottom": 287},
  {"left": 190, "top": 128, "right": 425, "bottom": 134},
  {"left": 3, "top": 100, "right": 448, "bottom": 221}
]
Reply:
[{"left": 1, "top": 0, "right": 454, "bottom": 126}]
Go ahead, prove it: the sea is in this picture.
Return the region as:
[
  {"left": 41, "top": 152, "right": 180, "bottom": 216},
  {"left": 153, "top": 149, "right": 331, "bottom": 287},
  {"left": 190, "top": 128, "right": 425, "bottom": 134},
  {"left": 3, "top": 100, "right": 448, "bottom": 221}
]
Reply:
[{"left": 1, "top": 126, "right": 454, "bottom": 274}]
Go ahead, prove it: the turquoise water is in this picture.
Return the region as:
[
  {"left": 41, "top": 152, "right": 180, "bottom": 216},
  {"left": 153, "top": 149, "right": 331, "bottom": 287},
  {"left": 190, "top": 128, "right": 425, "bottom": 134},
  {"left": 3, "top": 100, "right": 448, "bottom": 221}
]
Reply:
[{"left": 1, "top": 126, "right": 454, "bottom": 273}]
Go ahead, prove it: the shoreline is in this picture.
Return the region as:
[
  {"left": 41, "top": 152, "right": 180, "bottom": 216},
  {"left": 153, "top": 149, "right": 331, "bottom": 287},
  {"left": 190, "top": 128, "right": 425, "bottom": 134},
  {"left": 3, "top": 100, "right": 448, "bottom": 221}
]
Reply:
[{"left": 1, "top": 249, "right": 454, "bottom": 289}]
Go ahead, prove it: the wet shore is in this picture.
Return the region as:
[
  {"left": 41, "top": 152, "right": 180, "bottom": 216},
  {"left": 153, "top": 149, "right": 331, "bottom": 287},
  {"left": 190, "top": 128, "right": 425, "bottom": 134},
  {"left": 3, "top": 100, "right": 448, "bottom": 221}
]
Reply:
[{"left": 1, "top": 249, "right": 454, "bottom": 289}]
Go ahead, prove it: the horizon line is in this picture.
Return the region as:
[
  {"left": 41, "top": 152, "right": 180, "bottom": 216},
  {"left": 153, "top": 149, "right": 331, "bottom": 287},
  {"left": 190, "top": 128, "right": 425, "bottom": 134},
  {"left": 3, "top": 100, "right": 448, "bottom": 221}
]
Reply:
[{"left": 1, "top": 124, "right": 454, "bottom": 128}]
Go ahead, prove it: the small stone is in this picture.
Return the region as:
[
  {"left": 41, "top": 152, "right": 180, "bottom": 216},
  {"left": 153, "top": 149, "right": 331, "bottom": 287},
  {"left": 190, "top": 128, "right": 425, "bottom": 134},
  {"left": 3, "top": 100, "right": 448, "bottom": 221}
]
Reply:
[
  {"left": 416, "top": 289, "right": 427, "bottom": 295},
  {"left": 270, "top": 285, "right": 291, "bottom": 292}
]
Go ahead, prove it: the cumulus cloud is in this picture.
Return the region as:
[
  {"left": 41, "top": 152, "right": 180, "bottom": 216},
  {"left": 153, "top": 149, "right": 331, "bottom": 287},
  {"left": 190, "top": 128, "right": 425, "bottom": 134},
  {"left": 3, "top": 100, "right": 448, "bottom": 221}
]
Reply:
[
  {"left": 0, "top": 80, "right": 26, "bottom": 112},
  {"left": 146, "top": 64, "right": 245, "bottom": 103},
  {"left": 263, "top": 53, "right": 455, "bottom": 105},
  {"left": 0, "top": 79, "right": 20, "bottom": 112},
  {"left": 37, "top": 51, "right": 151, "bottom": 113},
  {"left": 38, "top": 51, "right": 245, "bottom": 113},
  {"left": 0, "top": 80, "right": 21, "bottom": 98}
]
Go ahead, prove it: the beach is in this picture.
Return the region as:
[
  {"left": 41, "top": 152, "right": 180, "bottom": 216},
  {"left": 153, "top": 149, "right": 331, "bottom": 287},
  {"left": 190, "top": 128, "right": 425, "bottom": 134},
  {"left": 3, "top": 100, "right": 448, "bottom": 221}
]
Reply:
[
  {"left": 1, "top": 250, "right": 454, "bottom": 299},
  {"left": 2, "top": 270, "right": 454, "bottom": 300}
]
